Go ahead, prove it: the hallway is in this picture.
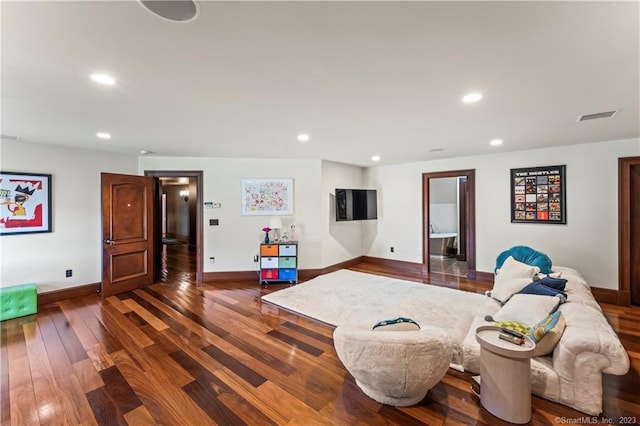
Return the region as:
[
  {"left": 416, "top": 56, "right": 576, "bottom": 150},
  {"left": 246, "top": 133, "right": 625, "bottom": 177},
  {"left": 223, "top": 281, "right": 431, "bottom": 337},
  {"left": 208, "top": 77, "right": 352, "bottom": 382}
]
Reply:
[{"left": 159, "top": 241, "right": 197, "bottom": 285}]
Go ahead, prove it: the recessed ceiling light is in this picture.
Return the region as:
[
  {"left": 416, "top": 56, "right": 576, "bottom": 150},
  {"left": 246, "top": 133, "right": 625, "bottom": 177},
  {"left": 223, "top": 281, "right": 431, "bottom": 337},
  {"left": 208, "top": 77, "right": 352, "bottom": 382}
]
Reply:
[
  {"left": 371, "top": 155, "right": 381, "bottom": 162},
  {"left": 90, "top": 73, "right": 116, "bottom": 85},
  {"left": 96, "top": 132, "right": 111, "bottom": 139},
  {"left": 139, "top": 150, "right": 152, "bottom": 155},
  {"left": 462, "top": 93, "right": 482, "bottom": 103},
  {"left": 297, "top": 133, "right": 310, "bottom": 142},
  {"left": 490, "top": 139, "right": 503, "bottom": 146}
]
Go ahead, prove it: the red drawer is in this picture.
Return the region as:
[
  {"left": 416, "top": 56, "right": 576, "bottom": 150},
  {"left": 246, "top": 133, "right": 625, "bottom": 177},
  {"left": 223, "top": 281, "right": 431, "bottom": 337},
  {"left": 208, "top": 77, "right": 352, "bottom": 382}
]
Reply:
[{"left": 261, "top": 269, "right": 279, "bottom": 280}]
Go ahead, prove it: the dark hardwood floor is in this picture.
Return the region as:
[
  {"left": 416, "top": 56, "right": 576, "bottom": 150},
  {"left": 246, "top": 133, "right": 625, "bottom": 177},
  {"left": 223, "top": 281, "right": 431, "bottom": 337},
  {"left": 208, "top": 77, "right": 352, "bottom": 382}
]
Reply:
[{"left": 2, "top": 243, "right": 639, "bottom": 425}]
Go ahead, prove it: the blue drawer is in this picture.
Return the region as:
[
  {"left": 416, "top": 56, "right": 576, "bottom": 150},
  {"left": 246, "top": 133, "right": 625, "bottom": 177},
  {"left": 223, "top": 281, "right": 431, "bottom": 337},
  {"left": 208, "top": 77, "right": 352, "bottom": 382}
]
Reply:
[{"left": 279, "top": 268, "right": 297, "bottom": 281}]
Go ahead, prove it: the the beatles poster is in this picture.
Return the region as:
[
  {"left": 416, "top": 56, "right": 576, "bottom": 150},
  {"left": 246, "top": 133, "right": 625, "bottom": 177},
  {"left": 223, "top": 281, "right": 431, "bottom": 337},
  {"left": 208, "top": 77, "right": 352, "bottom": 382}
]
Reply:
[{"left": 511, "top": 165, "right": 566, "bottom": 224}]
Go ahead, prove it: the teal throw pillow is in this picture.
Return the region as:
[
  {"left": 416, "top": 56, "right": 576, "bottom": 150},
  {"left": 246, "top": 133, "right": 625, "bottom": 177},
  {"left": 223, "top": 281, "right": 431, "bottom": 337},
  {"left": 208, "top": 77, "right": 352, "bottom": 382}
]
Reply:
[{"left": 495, "top": 245, "right": 553, "bottom": 274}]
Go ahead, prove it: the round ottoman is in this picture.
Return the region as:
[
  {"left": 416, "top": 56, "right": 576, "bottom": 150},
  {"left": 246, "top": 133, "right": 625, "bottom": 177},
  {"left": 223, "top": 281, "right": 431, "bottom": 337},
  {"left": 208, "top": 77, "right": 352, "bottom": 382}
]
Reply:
[{"left": 333, "top": 324, "right": 453, "bottom": 406}]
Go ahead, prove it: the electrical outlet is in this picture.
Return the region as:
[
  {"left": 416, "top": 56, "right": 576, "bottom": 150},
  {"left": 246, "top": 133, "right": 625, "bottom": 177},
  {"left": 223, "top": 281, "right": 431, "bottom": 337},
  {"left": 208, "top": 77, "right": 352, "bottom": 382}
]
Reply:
[
  {"left": 65, "top": 269, "right": 73, "bottom": 278},
  {"left": 390, "top": 247, "right": 394, "bottom": 253},
  {"left": 209, "top": 257, "right": 215, "bottom": 264},
  {"left": 253, "top": 255, "right": 259, "bottom": 262}
]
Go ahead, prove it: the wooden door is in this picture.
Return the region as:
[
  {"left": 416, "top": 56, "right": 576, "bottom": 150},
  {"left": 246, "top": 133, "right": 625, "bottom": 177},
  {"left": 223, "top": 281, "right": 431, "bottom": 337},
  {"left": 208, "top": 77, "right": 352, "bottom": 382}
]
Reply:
[
  {"left": 101, "top": 173, "right": 154, "bottom": 296},
  {"left": 457, "top": 176, "right": 468, "bottom": 262},
  {"left": 619, "top": 157, "right": 640, "bottom": 305},
  {"left": 631, "top": 162, "right": 640, "bottom": 305}
]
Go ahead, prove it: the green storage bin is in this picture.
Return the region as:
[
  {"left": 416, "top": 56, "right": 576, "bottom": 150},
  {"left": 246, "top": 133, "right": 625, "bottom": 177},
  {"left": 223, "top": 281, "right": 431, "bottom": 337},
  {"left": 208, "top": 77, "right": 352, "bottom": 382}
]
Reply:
[{"left": 279, "top": 257, "right": 296, "bottom": 268}]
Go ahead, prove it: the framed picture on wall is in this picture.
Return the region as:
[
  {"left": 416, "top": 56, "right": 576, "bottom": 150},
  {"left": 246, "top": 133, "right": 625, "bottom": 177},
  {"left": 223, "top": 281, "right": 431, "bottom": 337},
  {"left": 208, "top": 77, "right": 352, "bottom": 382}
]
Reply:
[
  {"left": 241, "top": 178, "right": 294, "bottom": 215},
  {"left": 0, "top": 171, "right": 52, "bottom": 235},
  {"left": 510, "top": 165, "right": 566, "bottom": 224}
]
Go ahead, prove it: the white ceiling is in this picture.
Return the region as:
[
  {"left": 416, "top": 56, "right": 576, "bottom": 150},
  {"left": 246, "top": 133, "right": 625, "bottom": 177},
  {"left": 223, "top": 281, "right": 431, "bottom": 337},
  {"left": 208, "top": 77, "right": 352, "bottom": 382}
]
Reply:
[{"left": 2, "top": 1, "right": 639, "bottom": 167}]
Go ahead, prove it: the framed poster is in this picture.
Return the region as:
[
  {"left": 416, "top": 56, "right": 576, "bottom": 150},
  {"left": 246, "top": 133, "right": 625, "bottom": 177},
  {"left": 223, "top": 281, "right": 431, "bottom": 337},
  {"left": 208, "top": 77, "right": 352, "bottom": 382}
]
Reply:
[
  {"left": 0, "top": 171, "right": 52, "bottom": 235},
  {"left": 511, "top": 165, "right": 566, "bottom": 224},
  {"left": 241, "top": 178, "right": 294, "bottom": 216}
]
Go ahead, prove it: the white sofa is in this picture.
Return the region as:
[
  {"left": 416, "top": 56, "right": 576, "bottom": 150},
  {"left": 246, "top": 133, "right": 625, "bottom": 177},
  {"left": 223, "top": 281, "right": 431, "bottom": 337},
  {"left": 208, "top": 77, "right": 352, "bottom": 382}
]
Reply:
[
  {"left": 459, "top": 266, "right": 630, "bottom": 416},
  {"left": 262, "top": 267, "right": 629, "bottom": 415}
]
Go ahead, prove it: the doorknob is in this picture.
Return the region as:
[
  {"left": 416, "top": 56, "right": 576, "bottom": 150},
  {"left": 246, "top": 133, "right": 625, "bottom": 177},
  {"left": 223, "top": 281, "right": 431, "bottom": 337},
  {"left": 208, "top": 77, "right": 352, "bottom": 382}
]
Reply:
[{"left": 103, "top": 239, "right": 114, "bottom": 246}]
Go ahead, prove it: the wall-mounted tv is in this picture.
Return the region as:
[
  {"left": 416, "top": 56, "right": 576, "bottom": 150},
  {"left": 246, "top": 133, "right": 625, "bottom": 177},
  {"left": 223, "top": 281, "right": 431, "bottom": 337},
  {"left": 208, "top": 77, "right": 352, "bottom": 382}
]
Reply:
[{"left": 335, "top": 189, "right": 378, "bottom": 221}]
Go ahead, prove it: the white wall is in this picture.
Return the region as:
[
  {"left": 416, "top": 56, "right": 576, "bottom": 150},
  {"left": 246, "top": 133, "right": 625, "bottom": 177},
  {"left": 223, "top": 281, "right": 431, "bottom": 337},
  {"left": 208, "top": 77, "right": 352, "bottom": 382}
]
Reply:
[
  {"left": 0, "top": 146, "right": 364, "bottom": 292},
  {"left": 320, "top": 160, "right": 366, "bottom": 266},
  {"left": 141, "top": 158, "right": 368, "bottom": 273},
  {"left": 364, "top": 138, "right": 639, "bottom": 289},
  {"left": 164, "top": 184, "right": 190, "bottom": 239},
  {"left": 3, "top": 138, "right": 636, "bottom": 292},
  {"left": 429, "top": 177, "right": 458, "bottom": 233},
  {"left": 0, "top": 140, "right": 138, "bottom": 292},
  {"left": 139, "top": 156, "right": 325, "bottom": 272}
]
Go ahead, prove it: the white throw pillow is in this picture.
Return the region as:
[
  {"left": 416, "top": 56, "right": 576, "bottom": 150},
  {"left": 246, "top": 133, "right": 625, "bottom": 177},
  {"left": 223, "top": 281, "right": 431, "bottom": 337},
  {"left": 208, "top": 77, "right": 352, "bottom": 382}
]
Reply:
[
  {"left": 493, "top": 293, "right": 561, "bottom": 327},
  {"left": 491, "top": 256, "right": 540, "bottom": 303}
]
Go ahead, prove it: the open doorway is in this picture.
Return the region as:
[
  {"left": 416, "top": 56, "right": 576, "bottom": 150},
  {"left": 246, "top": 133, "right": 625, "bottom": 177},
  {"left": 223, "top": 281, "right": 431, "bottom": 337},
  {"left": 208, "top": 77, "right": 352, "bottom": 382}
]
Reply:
[
  {"left": 422, "top": 170, "right": 476, "bottom": 279},
  {"left": 145, "top": 170, "right": 203, "bottom": 285},
  {"left": 619, "top": 156, "right": 640, "bottom": 305}
]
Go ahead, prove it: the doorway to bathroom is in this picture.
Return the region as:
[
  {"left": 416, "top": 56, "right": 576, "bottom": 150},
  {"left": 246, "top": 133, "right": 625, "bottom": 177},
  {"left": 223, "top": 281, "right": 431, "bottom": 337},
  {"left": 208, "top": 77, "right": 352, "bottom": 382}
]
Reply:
[{"left": 422, "top": 170, "right": 476, "bottom": 279}]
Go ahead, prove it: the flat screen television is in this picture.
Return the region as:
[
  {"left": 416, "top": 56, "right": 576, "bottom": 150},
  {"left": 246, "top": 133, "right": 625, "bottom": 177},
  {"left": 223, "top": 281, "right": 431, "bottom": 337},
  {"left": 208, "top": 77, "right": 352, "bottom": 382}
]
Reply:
[{"left": 335, "top": 189, "right": 378, "bottom": 221}]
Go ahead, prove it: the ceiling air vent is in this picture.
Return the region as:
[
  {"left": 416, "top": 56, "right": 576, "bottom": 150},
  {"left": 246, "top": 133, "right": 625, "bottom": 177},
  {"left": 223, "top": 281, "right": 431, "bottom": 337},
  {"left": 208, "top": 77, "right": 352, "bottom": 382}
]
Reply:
[
  {"left": 0, "top": 134, "right": 20, "bottom": 141},
  {"left": 577, "top": 110, "right": 619, "bottom": 122}
]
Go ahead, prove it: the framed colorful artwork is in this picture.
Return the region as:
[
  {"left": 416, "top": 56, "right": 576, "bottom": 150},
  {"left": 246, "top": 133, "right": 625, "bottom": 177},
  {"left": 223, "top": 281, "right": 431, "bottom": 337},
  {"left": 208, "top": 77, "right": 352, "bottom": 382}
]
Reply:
[
  {"left": 241, "top": 178, "right": 294, "bottom": 216},
  {"left": 0, "top": 171, "right": 52, "bottom": 235},
  {"left": 511, "top": 165, "right": 566, "bottom": 224}
]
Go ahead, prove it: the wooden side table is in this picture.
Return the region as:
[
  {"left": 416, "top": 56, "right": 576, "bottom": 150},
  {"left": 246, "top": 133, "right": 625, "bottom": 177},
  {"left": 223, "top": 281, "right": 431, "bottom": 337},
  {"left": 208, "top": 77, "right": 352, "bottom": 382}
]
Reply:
[{"left": 475, "top": 325, "right": 536, "bottom": 424}]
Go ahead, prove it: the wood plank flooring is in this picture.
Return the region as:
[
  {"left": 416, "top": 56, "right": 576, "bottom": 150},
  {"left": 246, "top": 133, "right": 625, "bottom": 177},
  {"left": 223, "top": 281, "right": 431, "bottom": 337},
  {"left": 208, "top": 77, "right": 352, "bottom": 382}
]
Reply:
[{"left": 2, "top": 244, "right": 639, "bottom": 425}]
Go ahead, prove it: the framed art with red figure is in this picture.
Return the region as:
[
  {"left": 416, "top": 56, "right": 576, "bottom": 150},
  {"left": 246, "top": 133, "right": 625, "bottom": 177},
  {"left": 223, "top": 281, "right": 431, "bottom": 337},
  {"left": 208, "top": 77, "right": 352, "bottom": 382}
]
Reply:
[{"left": 0, "top": 171, "right": 52, "bottom": 235}]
